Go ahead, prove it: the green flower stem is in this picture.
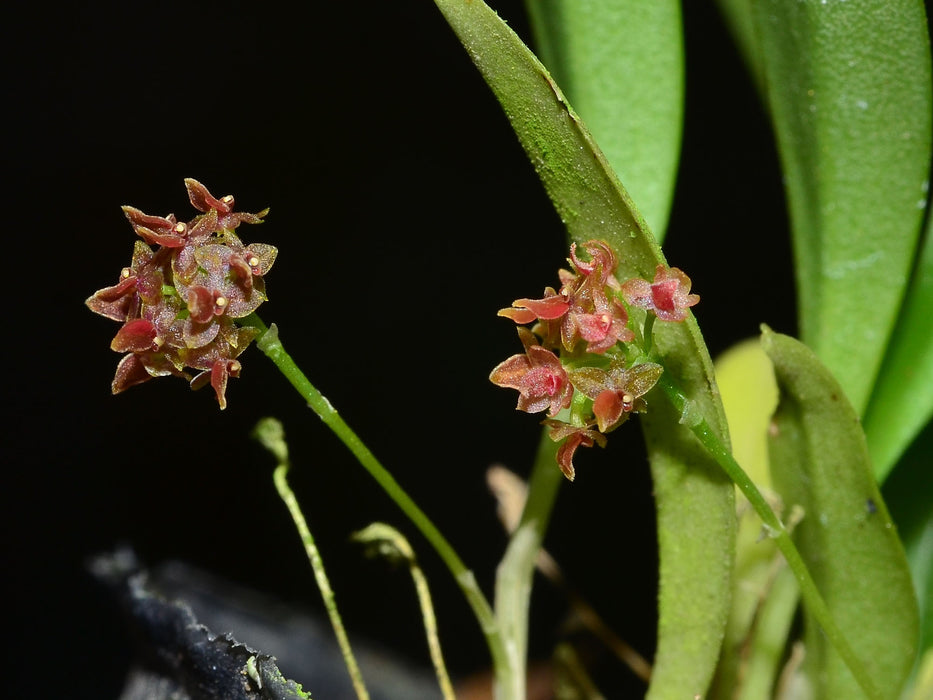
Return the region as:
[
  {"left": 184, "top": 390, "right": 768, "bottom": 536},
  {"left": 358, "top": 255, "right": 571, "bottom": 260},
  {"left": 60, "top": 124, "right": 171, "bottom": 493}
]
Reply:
[
  {"left": 655, "top": 371, "right": 883, "bottom": 700},
  {"left": 242, "top": 315, "right": 509, "bottom": 685},
  {"left": 493, "top": 428, "right": 562, "bottom": 700},
  {"left": 274, "top": 463, "right": 370, "bottom": 700},
  {"left": 353, "top": 523, "right": 456, "bottom": 700},
  {"left": 255, "top": 417, "right": 368, "bottom": 698}
]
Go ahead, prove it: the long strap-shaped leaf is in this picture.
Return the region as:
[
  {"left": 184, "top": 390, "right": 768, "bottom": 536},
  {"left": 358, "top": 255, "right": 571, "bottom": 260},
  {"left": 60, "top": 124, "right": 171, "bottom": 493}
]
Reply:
[
  {"left": 752, "top": 0, "right": 932, "bottom": 416},
  {"left": 523, "top": 0, "right": 684, "bottom": 240},
  {"left": 864, "top": 211, "right": 933, "bottom": 481},
  {"left": 430, "top": 2, "right": 734, "bottom": 697}
]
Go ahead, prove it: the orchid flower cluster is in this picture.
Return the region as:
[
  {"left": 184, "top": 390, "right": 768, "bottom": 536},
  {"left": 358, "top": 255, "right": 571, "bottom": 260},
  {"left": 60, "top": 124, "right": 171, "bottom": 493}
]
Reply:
[
  {"left": 490, "top": 240, "right": 699, "bottom": 479},
  {"left": 86, "top": 179, "right": 276, "bottom": 410}
]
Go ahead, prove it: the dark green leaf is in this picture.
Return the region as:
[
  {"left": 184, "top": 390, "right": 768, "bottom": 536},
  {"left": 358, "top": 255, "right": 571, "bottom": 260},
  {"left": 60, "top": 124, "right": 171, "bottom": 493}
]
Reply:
[
  {"left": 864, "top": 212, "right": 933, "bottom": 482},
  {"left": 881, "top": 422, "right": 933, "bottom": 684}
]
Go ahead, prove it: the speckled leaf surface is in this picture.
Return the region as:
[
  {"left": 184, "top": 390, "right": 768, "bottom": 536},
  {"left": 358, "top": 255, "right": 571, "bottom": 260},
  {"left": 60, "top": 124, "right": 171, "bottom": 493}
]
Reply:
[
  {"left": 430, "top": 2, "right": 734, "bottom": 696},
  {"left": 764, "top": 329, "right": 918, "bottom": 699},
  {"left": 752, "top": 0, "right": 932, "bottom": 416}
]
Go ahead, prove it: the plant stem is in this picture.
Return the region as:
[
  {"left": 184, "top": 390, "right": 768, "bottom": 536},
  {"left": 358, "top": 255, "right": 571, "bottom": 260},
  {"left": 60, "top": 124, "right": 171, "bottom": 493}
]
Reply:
[
  {"left": 493, "top": 428, "right": 562, "bottom": 700},
  {"left": 353, "top": 523, "right": 456, "bottom": 700},
  {"left": 255, "top": 417, "right": 368, "bottom": 698},
  {"left": 274, "top": 464, "right": 371, "bottom": 700},
  {"left": 655, "top": 372, "right": 884, "bottom": 700},
  {"left": 242, "top": 315, "right": 510, "bottom": 686}
]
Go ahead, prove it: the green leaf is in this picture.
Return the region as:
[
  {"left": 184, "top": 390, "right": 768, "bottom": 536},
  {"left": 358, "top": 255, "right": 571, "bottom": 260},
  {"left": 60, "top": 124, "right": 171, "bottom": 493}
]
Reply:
[
  {"left": 863, "top": 213, "right": 933, "bottom": 482},
  {"left": 430, "top": 2, "right": 734, "bottom": 696},
  {"left": 710, "top": 339, "right": 787, "bottom": 699},
  {"left": 764, "top": 329, "right": 918, "bottom": 699},
  {"left": 713, "top": 0, "right": 766, "bottom": 97},
  {"left": 752, "top": 0, "right": 932, "bottom": 416},
  {"left": 881, "top": 422, "right": 933, "bottom": 686},
  {"left": 523, "top": 0, "right": 684, "bottom": 239}
]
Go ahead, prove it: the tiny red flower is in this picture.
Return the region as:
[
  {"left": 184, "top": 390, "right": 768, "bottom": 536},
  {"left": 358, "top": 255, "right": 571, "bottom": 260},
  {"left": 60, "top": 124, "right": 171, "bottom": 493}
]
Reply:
[
  {"left": 569, "top": 240, "right": 618, "bottom": 287},
  {"left": 567, "top": 296, "right": 634, "bottom": 353},
  {"left": 121, "top": 206, "right": 189, "bottom": 248},
  {"left": 111, "top": 352, "right": 187, "bottom": 395},
  {"left": 489, "top": 328, "right": 573, "bottom": 416},
  {"left": 87, "top": 180, "right": 275, "bottom": 410},
  {"left": 568, "top": 361, "right": 663, "bottom": 433},
  {"left": 497, "top": 287, "right": 570, "bottom": 325},
  {"left": 498, "top": 240, "right": 635, "bottom": 355},
  {"left": 185, "top": 178, "right": 268, "bottom": 231},
  {"left": 621, "top": 265, "right": 699, "bottom": 322},
  {"left": 110, "top": 318, "right": 163, "bottom": 353},
  {"left": 542, "top": 420, "right": 607, "bottom": 481}
]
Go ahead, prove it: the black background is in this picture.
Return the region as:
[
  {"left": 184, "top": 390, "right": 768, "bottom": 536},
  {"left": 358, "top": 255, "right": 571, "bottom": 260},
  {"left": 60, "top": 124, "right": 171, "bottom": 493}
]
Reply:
[{"left": 3, "top": 1, "right": 801, "bottom": 697}]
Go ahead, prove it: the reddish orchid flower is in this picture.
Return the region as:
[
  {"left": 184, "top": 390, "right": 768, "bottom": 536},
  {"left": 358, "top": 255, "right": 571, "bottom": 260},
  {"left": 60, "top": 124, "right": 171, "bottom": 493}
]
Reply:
[
  {"left": 568, "top": 240, "right": 617, "bottom": 282},
  {"left": 186, "top": 321, "right": 259, "bottom": 409},
  {"left": 542, "top": 420, "right": 607, "bottom": 481},
  {"left": 111, "top": 351, "right": 189, "bottom": 395},
  {"left": 498, "top": 240, "right": 634, "bottom": 355},
  {"left": 489, "top": 328, "right": 573, "bottom": 417},
  {"left": 568, "top": 361, "right": 663, "bottom": 433},
  {"left": 185, "top": 178, "right": 269, "bottom": 231},
  {"left": 87, "top": 180, "right": 275, "bottom": 410},
  {"left": 621, "top": 265, "right": 699, "bottom": 322},
  {"left": 497, "top": 287, "right": 570, "bottom": 325},
  {"left": 491, "top": 239, "right": 694, "bottom": 478},
  {"left": 567, "top": 295, "right": 635, "bottom": 354}
]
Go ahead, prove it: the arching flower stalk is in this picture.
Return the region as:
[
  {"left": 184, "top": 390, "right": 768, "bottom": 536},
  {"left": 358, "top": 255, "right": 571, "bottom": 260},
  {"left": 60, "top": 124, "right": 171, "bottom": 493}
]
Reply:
[
  {"left": 86, "top": 179, "right": 277, "bottom": 409},
  {"left": 490, "top": 240, "right": 698, "bottom": 479}
]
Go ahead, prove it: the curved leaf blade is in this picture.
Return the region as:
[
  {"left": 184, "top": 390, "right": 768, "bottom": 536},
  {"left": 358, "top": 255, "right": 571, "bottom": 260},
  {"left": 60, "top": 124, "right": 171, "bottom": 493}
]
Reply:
[
  {"left": 753, "top": 0, "right": 932, "bottom": 416},
  {"left": 864, "top": 212, "right": 933, "bottom": 482},
  {"left": 523, "top": 0, "right": 684, "bottom": 239},
  {"left": 430, "top": 2, "right": 734, "bottom": 696},
  {"left": 881, "top": 422, "right": 933, "bottom": 691},
  {"left": 764, "top": 329, "right": 918, "bottom": 699},
  {"left": 713, "top": 0, "right": 766, "bottom": 97}
]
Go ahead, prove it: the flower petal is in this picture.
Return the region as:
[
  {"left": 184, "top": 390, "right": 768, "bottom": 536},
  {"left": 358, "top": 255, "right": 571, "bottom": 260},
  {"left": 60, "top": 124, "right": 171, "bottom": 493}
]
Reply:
[
  {"left": 111, "top": 319, "right": 160, "bottom": 353},
  {"left": 111, "top": 353, "right": 153, "bottom": 394},
  {"left": 592, "top": 390, "right": 625, "bottom": 433}
]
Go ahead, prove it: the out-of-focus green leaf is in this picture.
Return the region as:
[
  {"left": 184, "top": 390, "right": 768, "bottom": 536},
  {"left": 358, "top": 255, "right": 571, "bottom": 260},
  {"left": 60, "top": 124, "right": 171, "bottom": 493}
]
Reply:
[
  {"left": 710, "top": 339, "right": 787, "bottom": 699},
  {"left": 430, "top": 2, "right": 734, "bottom": 697},
  {"left": 713, "top": 339, "right": 777, "bottom": 487},
  {"left": 523, "top": 0, "right": 683, "bottom": 239},
  {"left": 713, "top": 0, "right": 765, "bottom": 97},
  {"left": 881, "top": 422, "right": 933, "bottom": 690},
  {"left": 764, "top": 329, "right": 918, "bottom": 699},
  {"left": 752, "top": 0, "right": 932, "bottom": 416},
  {"left": 864, "top": 213, "right": 933, "bottom": 482}
]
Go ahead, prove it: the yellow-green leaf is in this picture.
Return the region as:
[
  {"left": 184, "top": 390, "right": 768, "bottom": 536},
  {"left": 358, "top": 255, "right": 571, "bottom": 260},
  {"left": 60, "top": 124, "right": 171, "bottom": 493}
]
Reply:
[{"left": 523, "top": 0, "right": 684, "bottom": 239}]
